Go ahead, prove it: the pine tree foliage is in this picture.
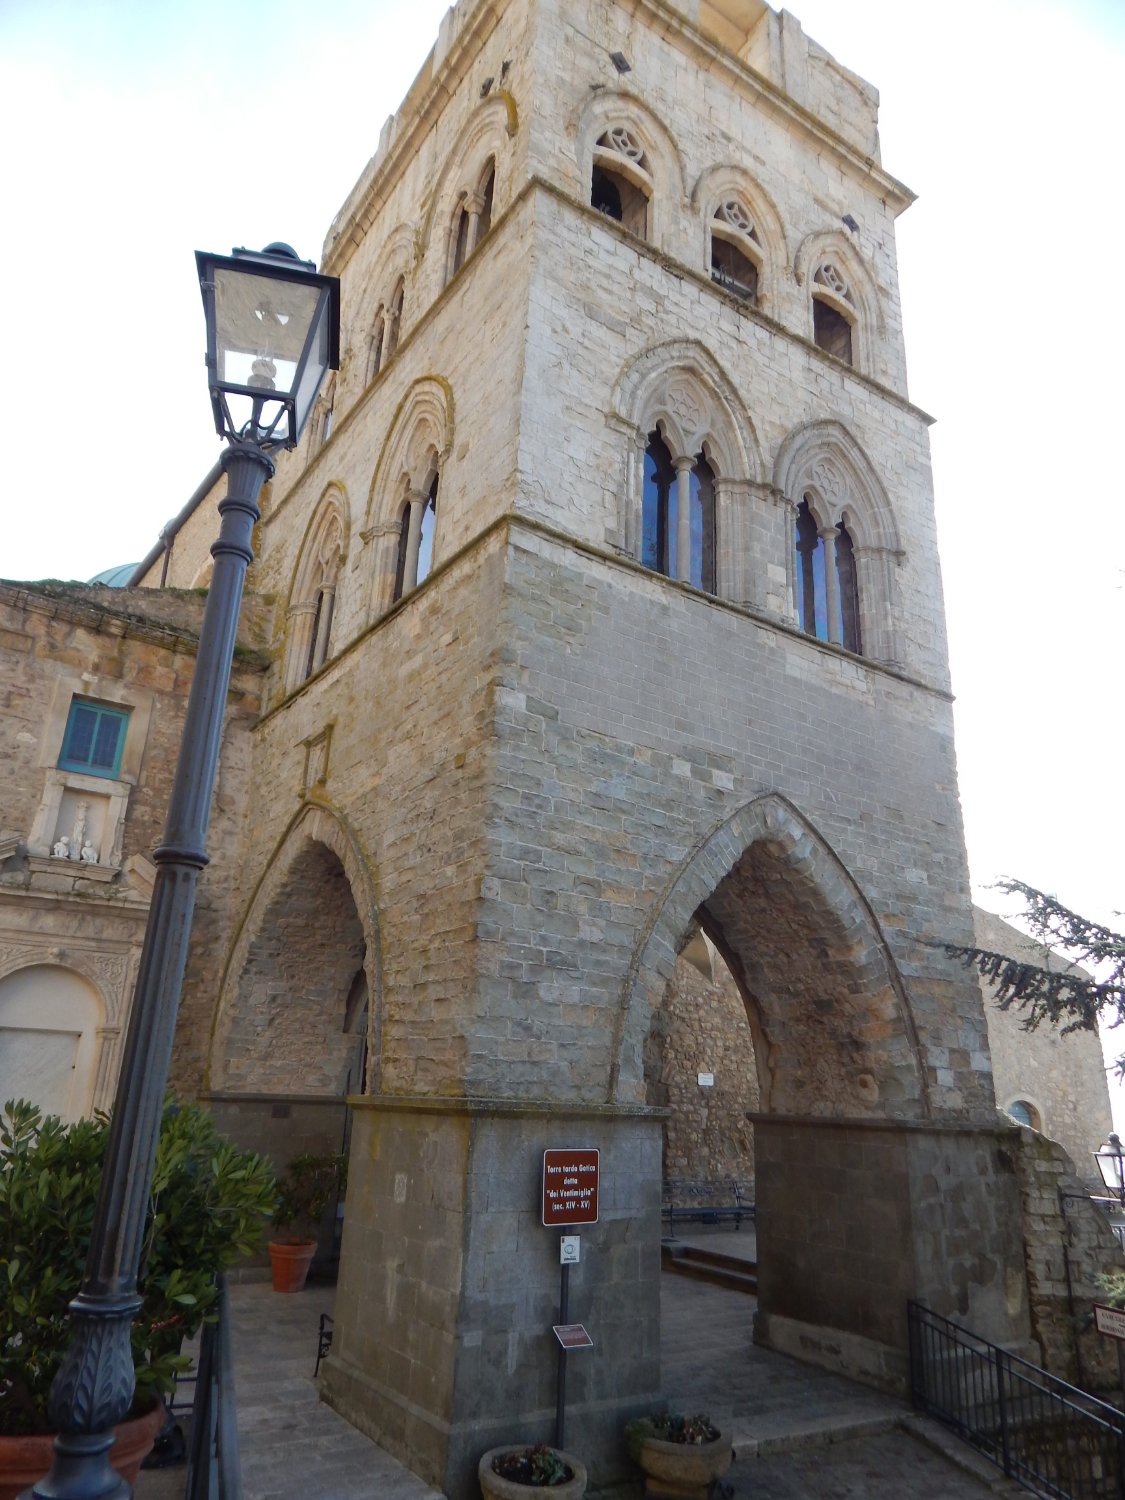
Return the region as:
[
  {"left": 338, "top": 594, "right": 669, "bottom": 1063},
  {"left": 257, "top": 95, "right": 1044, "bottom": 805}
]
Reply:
[{"left": 945, "top": 879, "right": 1125, "bottom": 1055}]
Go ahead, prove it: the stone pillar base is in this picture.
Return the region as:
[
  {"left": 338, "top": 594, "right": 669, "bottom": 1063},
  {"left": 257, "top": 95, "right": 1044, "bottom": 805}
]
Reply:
[{"left": 321, "top": 1096, "right": 665, "bottom": 1500}]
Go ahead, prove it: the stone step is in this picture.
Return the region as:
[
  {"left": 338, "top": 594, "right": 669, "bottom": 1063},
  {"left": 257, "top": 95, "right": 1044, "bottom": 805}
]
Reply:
[{"left": 662, "top": 1243, "right": 758, "bottom": 1294}]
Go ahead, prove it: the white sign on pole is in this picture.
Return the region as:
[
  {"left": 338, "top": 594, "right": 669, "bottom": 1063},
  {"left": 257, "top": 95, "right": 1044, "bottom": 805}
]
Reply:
[
  {"left": 560, "top": 1236, "right": 580, "bottom": 1265},
  {"left": 1094, "top": 1303, "right": 1125, "bottom": 1341}
]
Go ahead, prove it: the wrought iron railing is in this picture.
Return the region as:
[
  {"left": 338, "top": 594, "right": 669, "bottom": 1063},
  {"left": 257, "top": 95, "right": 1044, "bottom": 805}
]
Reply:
[
  {"left": 908, "top": 1301, "right": 1125, "bottom": 1499},
  {"left": 186, "top": 1275, "right": 243, "bottom": 1500}
]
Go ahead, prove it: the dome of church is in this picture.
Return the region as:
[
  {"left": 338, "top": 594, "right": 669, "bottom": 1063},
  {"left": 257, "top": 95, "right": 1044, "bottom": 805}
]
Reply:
[{"left": 87, "top": 563, "right": 138, "bottom": 588}]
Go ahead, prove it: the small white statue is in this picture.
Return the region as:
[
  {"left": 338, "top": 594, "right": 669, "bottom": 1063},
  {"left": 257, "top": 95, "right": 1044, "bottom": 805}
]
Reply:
[
  {"left": 52, "top": 835, "right": 70, "bottom": 859},
  {"left": 70, "top": 801, "right": 88, "bottom": 860},
  {"left": 80, "top": 840, "right": 98, "bottom": 864}
]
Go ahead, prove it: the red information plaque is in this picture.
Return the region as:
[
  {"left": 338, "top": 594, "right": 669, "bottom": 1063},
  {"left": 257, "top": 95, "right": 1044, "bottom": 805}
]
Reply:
[
  {"left": 553, "top": 1323, "right": 594, "bottom": 1350},
  {"left": 542, "top": 1148, "right": 600, "bottom": 1226}
]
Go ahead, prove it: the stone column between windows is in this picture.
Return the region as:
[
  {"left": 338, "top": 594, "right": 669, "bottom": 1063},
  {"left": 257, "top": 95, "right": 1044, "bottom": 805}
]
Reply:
[
  {"left": 716, "top": 480, "right": 757, "bottom": 609},
  {"left": 674, "top": 456, "right": 693, "bottom": 584},
  {"left": 312, "top": 585, "right": 336, "bottom": 673},
  {"left": 819, "top": 524, "right": 842, "bottom": 645},
  {"left": 361, "top": 522, "right": 402, "bottom": 618},
  {"left": 403, "top": 489, "right": 428, "bottom": 594},
  {"left": 286, "top": 601, "right": 320, "bottom": 691},
  {"left": 853, "top": 544, "right": 899, "bottom": 666},
  {"left": 464, "top": 192, "right": 486, "bottom": 256}
]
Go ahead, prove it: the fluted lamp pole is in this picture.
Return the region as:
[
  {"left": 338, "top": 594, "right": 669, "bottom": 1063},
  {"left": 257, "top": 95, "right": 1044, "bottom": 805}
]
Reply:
[{"left": 25, "top": 243, "right": 339, "bottom": 1500}]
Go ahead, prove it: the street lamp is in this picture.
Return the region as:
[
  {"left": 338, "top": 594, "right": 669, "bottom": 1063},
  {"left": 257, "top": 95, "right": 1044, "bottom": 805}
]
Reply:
[
  {"left": 26, "top": 245, "right": 339, "bottom": 1500},
  {"left": 1095, "top": 1134, "right": 1125, "bottom": 1204}
]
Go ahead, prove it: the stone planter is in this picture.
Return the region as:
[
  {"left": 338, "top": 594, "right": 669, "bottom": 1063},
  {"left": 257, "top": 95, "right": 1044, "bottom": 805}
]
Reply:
[
  {"left": 0, "top": 1398, "right": 165, "bottom": 1500},
  {"left": 628, "top": 1429, "right": 732, "bottom": 1500},
  {"left": 478, "top": 1445, "right": 587, "bottom": 1500},
  {"left": 268, "top": 1238, "right": 317, "bottom": 1293}
]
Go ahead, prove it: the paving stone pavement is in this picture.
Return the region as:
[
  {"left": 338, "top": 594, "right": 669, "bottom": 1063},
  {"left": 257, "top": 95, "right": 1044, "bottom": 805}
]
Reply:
[{"left": 136, "top": 1253, "right": 1012, "bottom": 1500}]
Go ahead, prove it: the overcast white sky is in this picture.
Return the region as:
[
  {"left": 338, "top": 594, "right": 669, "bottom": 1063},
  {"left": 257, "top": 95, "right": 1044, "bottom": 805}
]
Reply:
[{"left": 1, "top": 1, "right": 1122, "bottom": 1106}]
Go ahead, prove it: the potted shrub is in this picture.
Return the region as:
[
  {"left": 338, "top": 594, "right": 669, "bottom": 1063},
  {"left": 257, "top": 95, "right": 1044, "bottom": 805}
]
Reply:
[
  {"left": 268, "top": 1151, "right": 347, "bottom": 1293},
  {"left": 478, "top": 1443, "right": 587, "bottom": 1500},
  {"left": 625, "top": 1413, "right": 732, "bottom": 1499},
  {"left": 0, "top": 1097, "right": 275, "bottom": 1498}
]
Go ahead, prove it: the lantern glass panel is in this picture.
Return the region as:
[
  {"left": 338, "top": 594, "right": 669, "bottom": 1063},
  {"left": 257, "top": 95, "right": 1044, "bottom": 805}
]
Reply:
[{"left": 213, "top": 267, "right": 323, "bottom": 398}]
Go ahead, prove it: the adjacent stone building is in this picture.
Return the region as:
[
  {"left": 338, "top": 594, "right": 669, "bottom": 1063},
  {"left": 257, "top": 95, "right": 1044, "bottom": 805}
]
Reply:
[{"left": 3, "top": 0, "right": 1121, "bottom": 1493}]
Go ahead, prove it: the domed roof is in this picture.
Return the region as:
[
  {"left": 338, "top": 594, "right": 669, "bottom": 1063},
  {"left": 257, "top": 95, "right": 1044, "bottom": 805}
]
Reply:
[{"left": 87, "top": 563, "right": 139, "bottom": 588}]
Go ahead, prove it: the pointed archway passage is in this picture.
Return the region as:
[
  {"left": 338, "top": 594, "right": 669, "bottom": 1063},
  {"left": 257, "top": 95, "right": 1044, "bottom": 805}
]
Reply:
[
  {"left": 206, "top": 805, "right": 379, "bottom": 1214},
  {"left": 619, "top": 796, "right": 1030, "bottom": 1390}
]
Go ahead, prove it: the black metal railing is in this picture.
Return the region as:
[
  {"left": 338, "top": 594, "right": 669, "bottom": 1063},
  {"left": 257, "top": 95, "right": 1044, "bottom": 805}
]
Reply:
[
  {"left": 908, "top": 1301, "right": 1125, "bottom": 1499},
  {"left": 186, "top": 1275, "right": 243, "bottom": 1500}
]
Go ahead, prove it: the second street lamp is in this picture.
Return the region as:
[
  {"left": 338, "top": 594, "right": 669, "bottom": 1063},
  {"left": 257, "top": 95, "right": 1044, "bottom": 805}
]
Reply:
[{"left": 26, "top": 244, "right": 339, "bottom": 1500}]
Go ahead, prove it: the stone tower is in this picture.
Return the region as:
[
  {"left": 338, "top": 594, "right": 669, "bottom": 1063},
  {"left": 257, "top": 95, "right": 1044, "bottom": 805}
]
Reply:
[{"left": 135, "top": 0, "right": 1039, "bottom": 1492}]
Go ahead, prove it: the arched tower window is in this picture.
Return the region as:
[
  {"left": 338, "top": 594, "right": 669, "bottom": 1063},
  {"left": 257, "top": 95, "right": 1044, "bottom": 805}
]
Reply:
[
  {"left": 795, "top": 498, "right": 861, "bottom": 653},
  {"left": 642, "top": 432, "right": 716, "bottom": 593},
  {"left": 392, "top": 473, "right": 440, "bottom": 602},
  {"left": 812, "top": 263, "right": 856, "bottom": 366},
  {"left": 449, "top": 159, "right": 497, "bottom": 281},
  {"left": 710, "top": 200, "right": 760, "bottom": 302},
  {"left": 592, "top": 126, "right": 651, "bottom": 240},
  {"left": 1006, "top": 1099, "right": 1042, "bottom": 1131},
  {"left": 285, "top": 497, "right": 345, "bottom": 691},
  {"left": 368, "top": 308, "right": 386, "bottom": 383},
  {"left": 385, "top": 276, "right": 405, "bottom": 360}
]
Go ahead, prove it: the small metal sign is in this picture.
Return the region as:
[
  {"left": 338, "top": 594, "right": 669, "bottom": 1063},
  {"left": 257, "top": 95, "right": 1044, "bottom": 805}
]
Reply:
[
  {"left": 1094, "top": 1304, "right": 1125, "bottom": 1341},
  {"left": 553, "top": 1323, "right": 593, "bottom": 1350},
  {"left": 560, "top": 1236, "right": 581, "bottom": 1264},
  {"left": 698, "top": 1072, "right": 715, "bottom": 1087},
  {"left": 542, "top": 1149, "right": 600, "bottom": 1226}
]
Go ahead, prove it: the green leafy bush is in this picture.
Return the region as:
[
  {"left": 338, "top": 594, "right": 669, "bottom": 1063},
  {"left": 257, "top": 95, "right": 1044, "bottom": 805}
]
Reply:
[
  {"left": 0, "top": 1097, "right": 276, "bottom": 1435},
  {"left": 272, "top": 1151, "right": 347, "bottom": 1243},
  {"left": 626, "top": 1413, "right": 720, "bottom": 1459}
]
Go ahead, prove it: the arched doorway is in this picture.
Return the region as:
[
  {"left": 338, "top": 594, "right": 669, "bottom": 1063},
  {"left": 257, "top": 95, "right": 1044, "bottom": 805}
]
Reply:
[
  {"left": 0, "top": 965, "right": 104, "bottom": 1120},
  {"left": 208, "top": 814, "right": 379, "bottom": 1251},
  {"left": 621, "top": 796, "right": 1027, "bottom": 1389}
]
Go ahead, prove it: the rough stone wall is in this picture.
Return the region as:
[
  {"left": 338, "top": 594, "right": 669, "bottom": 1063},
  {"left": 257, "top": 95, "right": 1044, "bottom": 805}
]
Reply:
[
  {"left": 1015, "top": 1125, "right": 1125, "bottom": 1388},
  {"left": 648, "top": 946, "right": 759, "bottom": 1182},
  {"left": 975, "top": 906, "right": 1113, "bottom": 1184}
]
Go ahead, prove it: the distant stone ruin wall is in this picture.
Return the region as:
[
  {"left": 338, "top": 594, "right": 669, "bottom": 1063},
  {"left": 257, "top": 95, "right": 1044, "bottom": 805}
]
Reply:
[
  {"left": 647, "top": 948, "right": 759, "bottom": 1184},
  {"left": 1016, "top": 1125, "right": 1125, "bottom": 1389}
]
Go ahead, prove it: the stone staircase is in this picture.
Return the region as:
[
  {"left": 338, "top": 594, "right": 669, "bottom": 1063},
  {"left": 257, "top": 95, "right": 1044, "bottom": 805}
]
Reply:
[{"left": 661, "top": 1240, "right": 758, "bottom": 1295}]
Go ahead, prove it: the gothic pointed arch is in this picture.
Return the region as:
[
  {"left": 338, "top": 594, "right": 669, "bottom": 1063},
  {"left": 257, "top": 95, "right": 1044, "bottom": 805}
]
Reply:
[
  {"left": 576, "top": 90, "right": 687, "bottom": 249},
  {"left": 794, "top": 230, "right": 884, "bottom": 373},
  {"left": 364, "top": 376, "right": 453, "bottom": 613},
  {"left": 359, "top": 224, "right": 417, "bottom": 382},
  {"left": 208, "top": 801, "right": 383, "bottom": 1096},
  {"left": 610, "top": 794, "right": 929, "bottom": 1121},
  {"left": 609, "top": 339, "right": 761, "bottom": 594},
  {"left": 419, "top": 93, "right": 517, "bottom": 283},
  {"left": 774, "top": 419, "right": 901, "bottom": 662},
  {"left": 283, "top": 485, "right": 349, "bottom": 691},
  {"left": 691, "top": 165, "right": 787, "bottom": 311}
]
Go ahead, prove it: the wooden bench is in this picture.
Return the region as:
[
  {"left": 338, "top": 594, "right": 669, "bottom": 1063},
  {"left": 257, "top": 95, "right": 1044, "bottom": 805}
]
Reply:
[{"left": 661, "top": 1178, "right": 754, "bottom": 1231}]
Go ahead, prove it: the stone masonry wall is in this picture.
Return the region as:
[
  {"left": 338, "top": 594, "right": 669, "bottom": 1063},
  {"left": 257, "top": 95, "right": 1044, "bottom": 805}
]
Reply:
[
  {"left": 649, "top": 947, "right": 758, "bottom": 1182},
  {"left": 975, "top": 907, "right": 1113, "bottom": 1183},
  {"left": 1016, "top": 1125, "right": 1125, "bottom": 1388}
]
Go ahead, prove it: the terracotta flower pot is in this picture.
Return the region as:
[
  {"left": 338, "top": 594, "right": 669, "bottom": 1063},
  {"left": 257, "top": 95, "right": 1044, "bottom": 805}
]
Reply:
[
  {"left": 630, "top": 1430, "right": 732, "bottom": 1500},
  {"left": 478, "top": 1445, "right": 587, "bottom": 1500},
  {"left": 0, "top": 1398, "right": 165, "bottom": 1500},
  {"left": 268, "top": 1238, "right": 317, "bottom": 1293}
]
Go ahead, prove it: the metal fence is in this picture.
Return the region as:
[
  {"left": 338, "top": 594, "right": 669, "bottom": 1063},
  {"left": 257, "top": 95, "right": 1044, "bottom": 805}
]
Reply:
[
  {"left": 186, "top": 1275, "right": 243, "bottom": 1500},
  {"left": 908, "top": 1301, "right": 1125, "bottom": 1500}
]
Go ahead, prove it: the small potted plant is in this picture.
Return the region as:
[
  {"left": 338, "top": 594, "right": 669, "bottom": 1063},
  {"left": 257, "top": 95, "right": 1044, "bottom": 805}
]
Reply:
[
  {"left": 0, "top": 1098, "right": 275, "bottom": 1498},
  {"left": 268, "top": 1151, "right": 347, "bottom": 1293},
  {"left": 478, "top": 1443, "right": 587, "bottom": 1500},
  {"left": 625, "top": 1413, "right": 732, "bottom": 1499}
]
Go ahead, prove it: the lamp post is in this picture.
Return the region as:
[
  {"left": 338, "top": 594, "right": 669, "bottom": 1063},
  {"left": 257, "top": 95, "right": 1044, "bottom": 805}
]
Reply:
[
  {"left": 1094, "top": 1134, "right": 1125, "bottom": 1205},
  {"left": 25, "top": 244, "right": 339, "bottom": 1500}
]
